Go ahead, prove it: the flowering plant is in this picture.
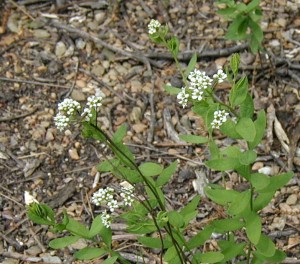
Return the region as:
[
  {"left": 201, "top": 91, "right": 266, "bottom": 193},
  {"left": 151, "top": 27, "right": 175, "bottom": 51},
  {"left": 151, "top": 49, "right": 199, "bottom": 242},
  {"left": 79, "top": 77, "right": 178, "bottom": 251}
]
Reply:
[{"left": 26, "top": 19, "right": 293, "bottom": 264}]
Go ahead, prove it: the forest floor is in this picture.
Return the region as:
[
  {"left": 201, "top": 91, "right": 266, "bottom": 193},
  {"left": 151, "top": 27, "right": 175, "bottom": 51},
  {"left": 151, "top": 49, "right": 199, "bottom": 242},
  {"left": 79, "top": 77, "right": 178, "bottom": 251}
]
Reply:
[{"left": 0, "top": 0, "right": 299, "bottom": 263}]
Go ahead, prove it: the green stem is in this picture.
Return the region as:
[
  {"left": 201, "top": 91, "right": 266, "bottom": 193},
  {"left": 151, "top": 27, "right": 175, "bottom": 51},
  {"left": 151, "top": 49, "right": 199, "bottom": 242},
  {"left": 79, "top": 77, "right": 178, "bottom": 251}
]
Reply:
[{"left": 246, "top": 186, "right": 254, "bottom": 264}]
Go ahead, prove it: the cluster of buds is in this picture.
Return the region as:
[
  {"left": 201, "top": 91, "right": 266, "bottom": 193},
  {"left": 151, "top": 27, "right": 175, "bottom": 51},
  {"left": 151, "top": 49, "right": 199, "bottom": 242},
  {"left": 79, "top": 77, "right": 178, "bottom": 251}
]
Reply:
[{"left": 91, "top": 185, "right": 134, "bottom": 228}]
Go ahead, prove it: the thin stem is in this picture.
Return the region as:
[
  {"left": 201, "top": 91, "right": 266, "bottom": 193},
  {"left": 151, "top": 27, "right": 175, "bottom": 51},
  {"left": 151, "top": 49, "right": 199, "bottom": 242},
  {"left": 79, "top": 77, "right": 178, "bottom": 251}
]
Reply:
[{"left": 246, "top": 186, "right": 254, "bottom": 264}]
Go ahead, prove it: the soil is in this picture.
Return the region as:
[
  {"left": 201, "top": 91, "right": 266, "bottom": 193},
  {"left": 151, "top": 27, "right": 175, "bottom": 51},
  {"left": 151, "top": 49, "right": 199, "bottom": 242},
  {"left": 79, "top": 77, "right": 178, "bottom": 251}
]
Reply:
[{"left": 0, "top": 0, "right": 299, "bottom": 263}]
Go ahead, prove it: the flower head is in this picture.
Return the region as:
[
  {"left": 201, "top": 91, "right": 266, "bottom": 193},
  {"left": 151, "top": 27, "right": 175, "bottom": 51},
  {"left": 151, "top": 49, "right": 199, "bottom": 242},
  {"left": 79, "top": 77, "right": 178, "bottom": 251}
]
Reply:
[
  {"left": 120, "top": 187, "right": 134, "bottom": 207},
  {"left": 188, "top": 69, "right": 213, "bottom": 90},
  {"left": 24, "top": 191, "right": 39, "bottom": 205},
  {"left": 211, "top": 110, "right": 229, "bottom": 129},
  {"left": 58, "top": 98, "right": 81, "bottom": 116},
  {"left": 177, "top": 87, "right": 189, "bottom": 108},
  {"left": 148, "top": 19, "right": 161, "bottom": 34},
  {"left": 101, "top": 211, "right": 112, "bottom": 228},
  {"left": 213, "top": 69, "right": 227, "bottom": 83},
  {"left": 81, "top": 95, "right": 103, "bottom": 122},
  {"left": 54, "top": 112, "right": 70, "bottom": 131}
]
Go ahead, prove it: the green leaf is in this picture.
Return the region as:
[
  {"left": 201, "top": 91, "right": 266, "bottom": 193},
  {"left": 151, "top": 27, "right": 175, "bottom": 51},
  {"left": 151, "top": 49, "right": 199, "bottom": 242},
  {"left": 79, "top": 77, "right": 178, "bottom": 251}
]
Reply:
[
  {"left": 49, "top": 236, "right": 80, "bottom": 249},
  {"left": 240, "top": 92, "right": 254, "bottom": 118},
  {"left": 167, "top": 36, "right": 180, "bottom": 57},
  {"left": 227, "top": 190, "right": 251, "bottom": 216},
  {"left": 245, "top": 211, "right": 261, "bottom": 245},
  {"left": 192, "top": 100, "right": 210, "bottom": 119},
  {"left": 236, "top": 117, "right": 256, "bottom": 142},
  {"left": 164, "top": 246, "right": 181, "bottom": 264},
  {"left": 164, "top": 84, "right": 181, "bottom": 95},
  {"left": 205, "top": 188, "right": 239, "bottom": 206},
  {"left": 89, "top": 215, "right": 104, "bottom": 238},
  {"left": 250, "top": 173, "right": 270, "bottom": 191},
  {"left": 253, "top": 191, "right": 275, "bottom": 211},
  {"left": 28, "top": 203, "right": 56, "bottom": 226},
  {"left": 101, "top": 256, "right": 118, "bottom": 264},
  {"left": 179, "top": 195, "right": 201, "bottom": 224},
  {"left": 179, "top": 134, "right": 208, "bottom": 144},
  {"left": 239, "top": 150, "right": 257, "bottom": 165},
  {"left": 139, "top": 162, "right": 163, "bottom": 177},
  {"left": 248, "top": 110, "right": 266, "bottom": 149},
  {"left": 256, "top": 234, "right": 276, "bottom": 257},
  {"left": 184, "top": 53, "right": 197, "bottom": 79},
  {"left": 138, "top": 236, "right": 171, "bottom": 249},
  {"left": 219, "top": 241, "right": 246, "bottom": 261},
  {"left": 66, "top": 218, "right": 90, "bottom": 239},
  {"left": 198, "top": 252, "right": 224, "bottom": 263},
  {"left": 217, "top": 7, "right": 237, "bottom": 17},
  {"left": 74, "top": 247, "right": 106, "bottom": 260},
  {"left": 206, "top": 157, "right": 239, "bottom": 171},
  {"left": 112, "top": 124, "right": 127, "bottom": 143},
  {"left": 259, "top": 172, "right": 293, "bottom": 193},
  {"left": 211, "top": 218, "right": 244, "bottom": 233},
  {"left": 220, "top": 119, "right": 242, "bottom": 139},
  {"left": 168, "top": 211, "right": 185, "bottom": 228},
  {"left": 245, "top": 0, "right": 260, "bottom": 12},
  {"left": 156, "top": 160, "right": 177, "bottom": 187},
  {"left": 187, "top": 225, "right": 214, "bottom": 249},
  {"left": 229, "top": 76, "right": 248, "bottom": 107},
  {"left": 254, "top": 249, "right": 286, "bottom": 263}
]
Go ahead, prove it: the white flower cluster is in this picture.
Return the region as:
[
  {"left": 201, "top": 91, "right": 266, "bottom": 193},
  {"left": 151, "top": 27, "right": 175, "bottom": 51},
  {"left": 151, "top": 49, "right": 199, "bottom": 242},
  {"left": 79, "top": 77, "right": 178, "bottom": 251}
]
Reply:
[
  {"left": 91, "top": 186, "right": 135, "bottom": 228},
  {"left": 211, "top": 110, "right": 229, "bottom": 129},
  {"left": 100, "top": 211, "right": 112, "bottom": 228},
  {"left": 120, "top": 187, "right": 134, "bottom": 206},
  {"left": 213, "top": 69, "right": 227, "bottom": 83},
  {"left": 81, "top": 95, "right": 103, "bottom": 122},
  {"left": 54, "top": 98, "right": 81, "bottom": 131},
  {"left": 91, "top": 187, "right": 118, "bottom": 212},
  {"left": 148, "top": 19, "right": 161, "bottom": 34},
  {"left": 177, "top": 87, "right": 189, "bottom": 108},
  {"left": 58, "top": 98, "right": 81, "bottom": 115},
  {"left": 176, "top": 68, "right": 228, "bottom": 108}
]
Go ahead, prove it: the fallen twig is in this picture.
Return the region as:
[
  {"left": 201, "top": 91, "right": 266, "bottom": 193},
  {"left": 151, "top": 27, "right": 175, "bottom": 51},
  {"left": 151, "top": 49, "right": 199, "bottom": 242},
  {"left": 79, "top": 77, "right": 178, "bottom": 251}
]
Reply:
[{"left": 0, "top": 106, "right": 38, "bottom": 122}]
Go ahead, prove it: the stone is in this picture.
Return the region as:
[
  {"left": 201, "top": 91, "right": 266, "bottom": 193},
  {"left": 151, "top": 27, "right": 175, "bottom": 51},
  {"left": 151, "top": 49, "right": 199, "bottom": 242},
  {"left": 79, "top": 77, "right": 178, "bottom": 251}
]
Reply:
[
  {"left": 132, "top": 123, "right": 147, "bottom": 133},
  {"left": 26, "top": 245, "right": 42, "bottom": 256},
  {"left": 69, "top": 148, "right": 80, "bottom": 160},
  {"left": 95, "top": 12, "right": 105, "bottom": 24},
  {"left": 91, "top": 64, "right": 105, "bottom": 76},
  {"left": 55, "top": 41, "right": 67, "bottom": 58},
  {"left": 129, "top": 107, "right": 142, "bottom": 123},
  {"left": 286, "top": 194, "right": 298, "bottom": 205},
  {"left": 34, "top": 29, "right": 50, "bottom": 38},
  {"left": 71, "top": 89, "right": 86, "bottom": 101}
]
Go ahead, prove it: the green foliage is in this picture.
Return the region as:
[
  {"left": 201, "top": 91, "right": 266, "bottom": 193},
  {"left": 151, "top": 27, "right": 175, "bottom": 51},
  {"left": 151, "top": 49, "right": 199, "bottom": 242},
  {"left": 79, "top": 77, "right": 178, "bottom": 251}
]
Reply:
[
  {"left": 216, "top": 0, "right": 263, "bottom": 53},
  {"left": 74, "top": 247, "right": 106, "bottom": 260},
  {"left": 26, "top": 15, "right": 292, "bottom": 263}
]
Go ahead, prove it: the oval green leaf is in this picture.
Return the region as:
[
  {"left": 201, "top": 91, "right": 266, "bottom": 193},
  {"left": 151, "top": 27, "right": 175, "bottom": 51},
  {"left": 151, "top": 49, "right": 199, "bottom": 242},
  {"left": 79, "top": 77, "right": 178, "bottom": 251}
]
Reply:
[{"left": 139, "top": 162, "right": 163, "bottom": 177}]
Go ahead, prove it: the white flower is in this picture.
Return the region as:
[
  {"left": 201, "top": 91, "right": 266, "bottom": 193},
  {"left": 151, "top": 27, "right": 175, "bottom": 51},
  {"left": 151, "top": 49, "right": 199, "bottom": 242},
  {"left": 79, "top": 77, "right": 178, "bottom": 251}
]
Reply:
[
  {"left": 120, "top": 187, "right": 134, "bottom": 207},
  {"left": 81, "top": 95, "right": 103, "bottom": 122},
  {"left": 54, "top": 113, "right": 70, "bottom": 131},
  {"left": 211, "top": 110, "right": 229, "bottom": 129},
  {"left": 148, "top": 19, "right": 161, "bottom": 34},
  {"left": 24, "top": 191, "right": 39, "bottom": 205},
  {"left": 177, "top": 87, "right": 189, "bottom": 108},
  {"left": 191, "top": 88, "right": 204, "bottom": 101},
  {"left": 58, "top": 98, "right": 81, "bottom": 116},
  {"left": 213, "top": 69, "right": 227, "bottom": 83},
  {"left": 188, "top": 69, "right": 213, "bottom": 90},
  {"left": 101, "top": 211, "right": 112, "bottom": 228}
]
